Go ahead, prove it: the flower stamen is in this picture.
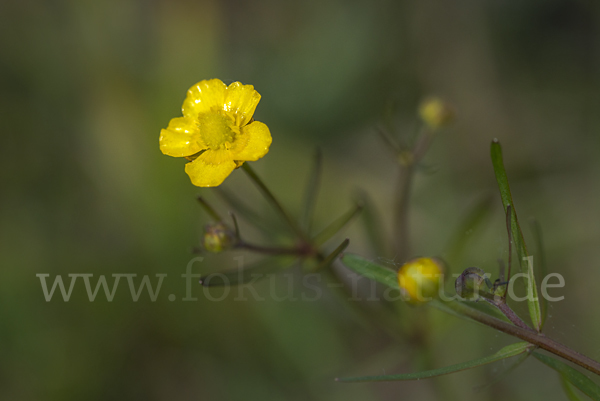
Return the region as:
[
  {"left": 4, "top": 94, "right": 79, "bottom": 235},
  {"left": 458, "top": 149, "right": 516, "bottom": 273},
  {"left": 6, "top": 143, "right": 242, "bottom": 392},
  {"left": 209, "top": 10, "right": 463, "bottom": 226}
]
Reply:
[{"left": 197, "top": 110, "right": 238, "bottom": 151}]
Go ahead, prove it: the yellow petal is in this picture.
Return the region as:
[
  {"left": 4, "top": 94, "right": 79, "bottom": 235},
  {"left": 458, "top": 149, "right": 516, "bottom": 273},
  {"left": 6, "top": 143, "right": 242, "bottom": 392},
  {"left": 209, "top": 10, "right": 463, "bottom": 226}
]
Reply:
[
  {"left": 159, "top": 117, "right": 206, "bottom": 157},
  {"left": 182, "top": 79, "right": 227, "bottom": 119},
  {"left": 184, "top": 157, "right": 236, "bottom": 187},
  {"left": 198, "top": 148, "right": 234, "bottom": 165},
  {"left": 233, "top": 121, "right": 272, "bottom": 161},
  {"left": 224, "top": 82, "right": 261, "bottom": 126}
]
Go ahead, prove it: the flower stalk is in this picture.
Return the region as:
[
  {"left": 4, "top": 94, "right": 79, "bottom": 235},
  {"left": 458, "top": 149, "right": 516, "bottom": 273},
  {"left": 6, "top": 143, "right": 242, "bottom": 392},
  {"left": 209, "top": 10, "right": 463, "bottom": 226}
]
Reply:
[
  {"left": 393, "top": 127, "right": 435, "bottom": 260},
  {"left": 242, "top": 163, "right": 309, "bottom": 243}
]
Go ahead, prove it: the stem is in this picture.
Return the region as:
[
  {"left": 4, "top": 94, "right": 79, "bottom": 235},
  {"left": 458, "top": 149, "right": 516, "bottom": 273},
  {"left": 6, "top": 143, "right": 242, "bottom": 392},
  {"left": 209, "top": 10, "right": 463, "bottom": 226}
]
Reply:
[
  {"left": 393, "top": 128, "right": 434, "bottom": 259},
  {"left": 393, "top": 164, "right": 413, "bottom": 261},
  {"left": 241, "top": 163, "right": 308, "bottom": 243},
  {"left": 484, "top": 299, "right": 531, "bottom": 331},
  {"left": 312, "top": 238, "right": 349, "bottom": 271},
  {"left": 435, "top": 300, "right": 600, "bottom": 376}
]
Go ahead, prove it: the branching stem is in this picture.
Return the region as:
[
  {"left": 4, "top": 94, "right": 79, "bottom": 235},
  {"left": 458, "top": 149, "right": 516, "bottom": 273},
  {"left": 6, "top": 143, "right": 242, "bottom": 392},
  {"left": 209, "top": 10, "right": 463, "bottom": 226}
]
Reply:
[
  {"left": 437, "top": 300, "right": 600, "bottom": 376},
  {"left": 484, "top": 298, "right": 530, "bottom": 331}
]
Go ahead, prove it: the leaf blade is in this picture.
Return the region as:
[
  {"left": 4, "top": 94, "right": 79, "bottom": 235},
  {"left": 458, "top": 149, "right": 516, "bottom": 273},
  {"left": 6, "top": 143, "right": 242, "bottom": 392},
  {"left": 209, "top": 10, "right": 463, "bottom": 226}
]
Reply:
[
  {"left": 337, "top": 342, "right": 532, "bottom": 382},
  {"left": 473, "top": 351, "right": 531, "bottom": 393},
  {"left": 562, "top": 374, "right": 588, "bottom": 401},
  {"left": 429, "top": 299, "right": 511, "bottom": 326},
  {"left": 313, "top": 203, "right": 363, "bottom": 246},
  {"left": 490, "top": 139, "right": 542, "bottom": 331},
  {"left": 340, "top": 253, "right": 399, "bottom": 290},
  {"left": 533, "top": 352, "right": 600, "bottom": 401},
  {"left": 530, "top": 218, "right": 548, "bottom": 329}
]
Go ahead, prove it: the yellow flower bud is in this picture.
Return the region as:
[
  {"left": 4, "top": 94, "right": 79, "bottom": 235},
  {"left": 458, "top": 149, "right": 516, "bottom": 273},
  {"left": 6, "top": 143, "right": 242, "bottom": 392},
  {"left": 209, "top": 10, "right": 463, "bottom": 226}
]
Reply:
[
  {"left": 203, "top": 222, "right": 236, "bottom": 253},
  {"left": 418, "top": 97, "right": 454, "bottom": 130},
  {"left": 398, "top": 257, "right": 444, "bottom": 304}
]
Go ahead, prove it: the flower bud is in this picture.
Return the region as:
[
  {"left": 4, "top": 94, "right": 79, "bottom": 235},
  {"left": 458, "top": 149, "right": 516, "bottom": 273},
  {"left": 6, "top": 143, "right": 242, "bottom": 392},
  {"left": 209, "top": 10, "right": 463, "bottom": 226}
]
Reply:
[
  {"left": 455, "top": 267, "right": 493, "bottom": 300},
  {"left": 419, "top": 97, "right": 454, "bottom": 130},
  {"left": 203, "top": 222, "right": 237, "bottom": 253},
  {"left": 398, "top": 257, "right": 444, "bottom": 304}
]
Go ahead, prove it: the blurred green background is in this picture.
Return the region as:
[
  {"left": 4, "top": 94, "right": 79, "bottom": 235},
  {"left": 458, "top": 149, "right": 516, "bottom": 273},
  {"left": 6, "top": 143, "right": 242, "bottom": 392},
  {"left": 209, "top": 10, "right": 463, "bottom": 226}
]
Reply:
[{"left": 2, "top": 0, "right": 600, "bottom": 399}]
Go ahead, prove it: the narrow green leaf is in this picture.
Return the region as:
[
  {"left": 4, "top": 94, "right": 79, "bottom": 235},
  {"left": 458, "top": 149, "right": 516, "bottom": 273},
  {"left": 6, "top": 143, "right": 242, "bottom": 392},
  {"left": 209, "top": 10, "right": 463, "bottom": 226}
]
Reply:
[
  {"left": 356, "top": 190, "right": 389, "bottom": 257},
  {"left": 313, "top": 239, "right": 349, "bottom": 271},
  {"left": 300, "top": 149, "right": 322, "bottom": 234},
  {"left": 429, "top": 299, "right": 511, "bottom": 326},
  {"left": 474, "top": 351, "right": 530, "bottom": 392},
  {"left": 561, "top": 373, "right": 588, "bottom": 401},
  {"left": 490, "top": 139, "right": 542, "bottom": 331},
  {"left": 200, "top": 258, "right": 294, "bottom": 287},
  {"left": 533, "top": 352, "right": 600, "bottom": 401},
  {"left": 429, "top": 299, "right": 475, "bottom": 323},
  {"left": 530, "top": 218, "right": 548, "bottom": 329},
  {"left": 341, "top": 253, "right": 399, "bottom": 290},
  {"left": 337, "top": 342, "right": 532, "bottom": 382},
  {"left": 523, "top": 255, "right": 542, "bottom": 331},
  {"left": 490, "top": 140, "right": 528, "bottom": 268},
  {"left": 313, "top": 203, "right": 363, "bottom": 246}
]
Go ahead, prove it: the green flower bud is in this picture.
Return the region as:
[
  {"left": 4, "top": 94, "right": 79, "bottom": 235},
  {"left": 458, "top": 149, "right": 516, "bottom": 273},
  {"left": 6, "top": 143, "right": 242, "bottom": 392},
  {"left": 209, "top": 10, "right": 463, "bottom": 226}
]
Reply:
[
  {"left": 203, "top": 222, "right": 236, "bottom": 253},
  {"left": 455, "top": 267, "right": 493, "bottom": 300}
]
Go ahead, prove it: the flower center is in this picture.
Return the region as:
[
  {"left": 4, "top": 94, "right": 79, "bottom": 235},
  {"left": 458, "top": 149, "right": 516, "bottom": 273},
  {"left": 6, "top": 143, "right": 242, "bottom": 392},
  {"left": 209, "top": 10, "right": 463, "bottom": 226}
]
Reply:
[{"left": 197, "top": 110, "right": 240, "bottom": 151}]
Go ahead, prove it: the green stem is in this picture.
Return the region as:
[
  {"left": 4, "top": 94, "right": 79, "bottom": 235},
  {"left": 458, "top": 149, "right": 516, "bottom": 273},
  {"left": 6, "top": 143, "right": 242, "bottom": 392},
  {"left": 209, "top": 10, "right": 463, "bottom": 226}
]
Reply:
[
  {"left": 241, "top": 163, "right": 308, "bottom": 242},
  {"left": 434, "top": 300, "right": 600, "bottom": 376},
  {"left": 393, "top": 164, "right": 413, "bottom": 261},
  {"left": 393, "top": 128, "right": 434, "bottom": 259}
]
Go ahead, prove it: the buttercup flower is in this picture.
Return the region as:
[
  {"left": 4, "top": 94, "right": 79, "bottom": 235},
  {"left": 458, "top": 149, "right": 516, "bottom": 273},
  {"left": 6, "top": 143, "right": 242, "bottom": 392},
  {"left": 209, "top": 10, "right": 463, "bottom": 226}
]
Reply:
[
  {"left": 398, "top": 257, "right": 444, "bottom": 304},
  {"left": 160, "top": 79, "right": 272, "bottom": 187}
]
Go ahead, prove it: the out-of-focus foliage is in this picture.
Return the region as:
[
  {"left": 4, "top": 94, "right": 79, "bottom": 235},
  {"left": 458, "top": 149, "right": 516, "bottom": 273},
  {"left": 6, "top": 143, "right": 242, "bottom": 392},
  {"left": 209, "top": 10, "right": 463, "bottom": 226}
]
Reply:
[{"left": 1, "top": 0, "right": 600, "bottom": 400}]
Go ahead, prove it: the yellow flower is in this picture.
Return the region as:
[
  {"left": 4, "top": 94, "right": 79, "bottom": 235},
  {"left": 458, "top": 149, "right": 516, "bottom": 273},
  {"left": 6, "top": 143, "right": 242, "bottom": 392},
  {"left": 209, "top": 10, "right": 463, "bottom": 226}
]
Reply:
[
  {"left": 160, "top": 79, "right": 272, "bottom": 187},
  {"left": 398, "top": 257, "right": 444, "bottom": 304}
]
